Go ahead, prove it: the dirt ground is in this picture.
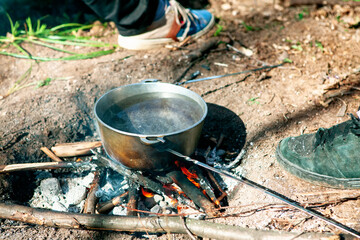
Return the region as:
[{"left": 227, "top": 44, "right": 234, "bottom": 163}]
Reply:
[{"left": 1, "top": 0, "right": 360, "bottom": 239}]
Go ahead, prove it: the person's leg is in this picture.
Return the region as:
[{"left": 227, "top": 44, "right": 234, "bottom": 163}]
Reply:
[
  {"left": 117, "top": 0, "right": 214, "bottom": 50},
  {"left": 83, "top": 0, "right": 215, "bottom": 50},
  {"left": 81, "top": 0, "right": 159, "bottom": 36}
]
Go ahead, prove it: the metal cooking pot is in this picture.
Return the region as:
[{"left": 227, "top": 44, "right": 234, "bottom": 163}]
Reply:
[{"left": 94, "top": 80, "right": 207, "bottom": 171}]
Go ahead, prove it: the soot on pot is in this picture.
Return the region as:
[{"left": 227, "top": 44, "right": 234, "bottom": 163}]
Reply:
[{"left": 102, "top": 92, "right": 203, "bottom": 135}]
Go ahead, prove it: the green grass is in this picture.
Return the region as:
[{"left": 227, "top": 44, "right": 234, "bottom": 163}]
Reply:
[
  {"left": 0, "top": 14, "right": 120, "bottom": 61},
  {"left": 247, "top": 97, "right": 260, "bottom": 105},
  {"left": 1, "top": 63, "right": 75, "bottom": 98}
]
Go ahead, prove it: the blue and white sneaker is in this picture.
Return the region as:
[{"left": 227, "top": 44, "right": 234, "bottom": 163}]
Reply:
[{"left": 118, "top": 0, "right": 215, "bottom": 50}]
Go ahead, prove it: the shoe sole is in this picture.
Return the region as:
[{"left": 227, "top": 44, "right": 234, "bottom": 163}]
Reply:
[
  {"left": 276, "top": 140, "right": 360, "bottom": 189},
  {"left": 118, "top": 14, "right": 215, "bottom": 50}
]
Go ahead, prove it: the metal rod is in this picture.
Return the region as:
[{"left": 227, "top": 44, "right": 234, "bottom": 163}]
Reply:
[
  {"left": 177, "top": 63, "right": 283, "bottom": 85},
  {"left": 166, "top": 149, "right": 360, "bottom": 238}
]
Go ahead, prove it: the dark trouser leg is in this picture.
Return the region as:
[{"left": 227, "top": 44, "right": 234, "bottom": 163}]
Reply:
[{"left": 82, "top": 0, "right": 159, "bottom": 36}]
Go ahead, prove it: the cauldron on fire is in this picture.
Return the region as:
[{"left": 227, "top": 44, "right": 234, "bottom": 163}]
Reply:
[{"left": 94, "top": 80, "right": 207, "bottom": 172}]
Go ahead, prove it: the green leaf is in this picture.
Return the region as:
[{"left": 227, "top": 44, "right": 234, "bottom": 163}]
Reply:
[
  {"left": 247, "top": 97, "right": 260, "bottom": 105},
  {"left": 0, "top": 49, "right": 119, "bottom": 61},
  {"left": 297, "top": 12, "right": 304, "bottom": 20},
  {"left": 315, "top": 40, "right": 324, "bottom": 52},
  {"left": 39, "top": 37, "right": 115, "bottom": 48},
  {"left": 26, "top": 17, "right": 34, "bottom": 36},
  {"left": 291, "top": 44, "right": 303, "bottom": 51},
  {"left": 13, "top": 42, "right": 32, "bottom": 59},
  {"left": 26, "top": 39, "right": 77, "bottom": 54},
  {"left": 283, "top": 58, "right": 293, "bottom": 63},
  {"left": 59, "top": 49, "right": 116, "bottom": 60},
  {"left": 242, "top": 22, "right": 261, "bottom": 31},
  {"left": 6, "top": 13, "right": 20, "bottom": 37},
  {"left": 36, "top": 77, "right": 52, "bottom": 88},
  {"left": 214, "top": 24, "right": 224, "bottom": 37}
]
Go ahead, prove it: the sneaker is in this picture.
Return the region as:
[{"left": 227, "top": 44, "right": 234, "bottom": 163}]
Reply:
[
  {"left": 117, "top": 0, "right": 215, "bottom": 50},
  {"left": 276, "top": 113, "right": 360, "bottom": 189}
]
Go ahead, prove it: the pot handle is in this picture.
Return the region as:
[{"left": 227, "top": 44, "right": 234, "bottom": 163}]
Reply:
[{"left": 139, "top": 136, "right": 165, "bottom": 145}]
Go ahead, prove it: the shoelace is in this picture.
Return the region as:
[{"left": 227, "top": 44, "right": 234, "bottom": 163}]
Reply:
[
  {"left": 169, "top": 0, "right": 198, "bottom": 39},
  {"left": 350, "top": 113, "right": 360, "bottom": 135},
  {"left": 314, "top": 113, "right": 360, "bottom": 148}
]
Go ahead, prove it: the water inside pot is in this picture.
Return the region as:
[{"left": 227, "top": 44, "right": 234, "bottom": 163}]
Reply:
[{"left": 102, "top": 92, "right": 204, "bottom": 135}]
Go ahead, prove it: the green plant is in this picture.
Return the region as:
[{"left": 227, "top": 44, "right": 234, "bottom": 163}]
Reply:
[
  {"left": 296, "top": 8, "right": 309, "bottom": 21},
  {"left": 1, "top": 63, "right": 74, "bottom": 98},
  {"left": 291, "top": 42, "right": 303, "bottom": 51},
  {"left": 241, "top": 22, "right": 261, "bottom": 31},
  {"left": 213, "top": 24, "right": 224, "bottom": 37},
  {"left": 3, "top": 64, "right": 33, "bottom": 98},
  {"left": 247, "top": 97, "right": 260, "bottom": 105},
  {"left": 0, "top": 14, "right": 122, "bottom": 61},
  {"left": 36, "top": 77, "right": 52, "bottom": 88},
  {"left": 315, "top": 40, "right": 324, "bottom": 52}
]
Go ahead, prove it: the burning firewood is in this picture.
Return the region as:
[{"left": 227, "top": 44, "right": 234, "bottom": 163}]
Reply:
[
  {"left": 127, "top": 180, "right": 139, "bottom": 216},
  {"left": 97, "top": 191, "right": 129, "bottom": 214}
]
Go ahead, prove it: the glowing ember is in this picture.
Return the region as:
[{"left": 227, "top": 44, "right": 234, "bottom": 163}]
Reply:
[
  {"left": 211, "top": 197, "right": 220, "bottom": 206},
  {"left": 141, "top": 187, "right": 154, "bottom": 198}
]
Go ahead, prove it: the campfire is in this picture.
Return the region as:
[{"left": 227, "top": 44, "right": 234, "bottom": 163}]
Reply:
[{"left": 27, "top": 133, "right": 240, "bottom": 221}]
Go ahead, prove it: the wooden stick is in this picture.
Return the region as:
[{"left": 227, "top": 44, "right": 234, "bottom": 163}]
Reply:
[
  {"left": 83, "top": 172, "right": 100, "bottom": 214},
  {"left": 126, "top": 180, "right": 139, "bottom": 216},
  {"left": 40, "top": 147, "right": 63, "bottom": 162},
  {"left": 186, "top": 38, "right": 219, "bottom": 62},
  {"left": 97, "top": 191, "right": 129, "bottom": 214},
  {"left": 51, "top": 141, "right": 102, "bottom": 157},
  {"left": 0, "top": 202, "right": 341, "bottom": 239},
  {"left": 0, "top": 161, "right": 88, "bottom": 173}
]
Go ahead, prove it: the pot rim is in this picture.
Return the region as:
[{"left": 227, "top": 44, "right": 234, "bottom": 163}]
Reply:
[{"left": 94, "top": 81, "right": 208, "bottom": 138}]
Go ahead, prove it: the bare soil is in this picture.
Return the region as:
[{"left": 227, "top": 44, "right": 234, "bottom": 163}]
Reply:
[{"left": 1, "top": 0, "right": 360, "bottom": 239}]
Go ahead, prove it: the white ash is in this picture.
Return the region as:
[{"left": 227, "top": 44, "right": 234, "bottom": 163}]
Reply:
[
  {"left": 204, "top": 147, "right": 247, "bottom": 194},
  {"left": 224, "top": 165, "right": 246, "bottom": 193},
  {"left": 30, "top": 171, "right": 95, "bottom": 213},
  {"left": 110, "top": 205, "right": 127, "bottom": 215},
  {"left": 95, "top": 168, "right": 128, "bottom": 203}
]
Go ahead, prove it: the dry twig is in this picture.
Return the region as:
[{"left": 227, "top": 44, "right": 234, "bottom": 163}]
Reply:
[{"left": 40, "top": 147, "right": 63, "bottom": 162}]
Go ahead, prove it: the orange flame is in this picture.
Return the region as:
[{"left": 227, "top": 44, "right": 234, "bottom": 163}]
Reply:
[
  {"left": 141, "top": 187, "right": 154, "bottom": 198},
  {"left": 180, "top": 166, "right": 202, "bottom": 188},
  {"left": 171, "top": 198, "right": 178, "bottom": 205},
  {"left": 180, "top": 166, "right": 198, "bottom": 179}
]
